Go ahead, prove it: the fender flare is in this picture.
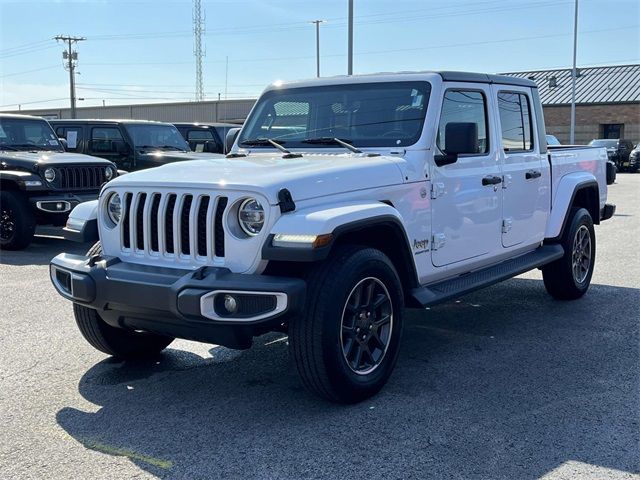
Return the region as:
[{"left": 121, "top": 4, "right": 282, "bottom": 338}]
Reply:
[
  {"left": 545, "top": 173, "right": 599, "bottom": 240},
  {"left": 262, "top": 201, "right": 418, "bottom": 285},
  {"left": 0, "top": 170, "right": 42, "bottom": 190},
  {"left": 63, "top": 199, "right": 99, "bottom": 243}
]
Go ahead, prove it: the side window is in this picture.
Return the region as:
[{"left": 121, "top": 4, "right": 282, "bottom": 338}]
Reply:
[
  {"left": 58, "top": 127, "right": 82, "bottom": 151},
  {"left": 91, "top": 127, "right": 124, "bottom": 153},
  {"left": 497, "top": 92, "right": 534, "bottom": 151},
  {"left": 187, "top": 130, "right": 214, "bottom": 141},
  {"left": 437, "top": 90, "right": 488, "bottom": 154}
]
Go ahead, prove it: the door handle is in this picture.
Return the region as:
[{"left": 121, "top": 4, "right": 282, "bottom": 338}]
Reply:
[
  {"left": 482, "top": 175, "right": 502, "bottom": 186},
  {"left": 526, "top": 170, "right": 542, "bottom": 180}
]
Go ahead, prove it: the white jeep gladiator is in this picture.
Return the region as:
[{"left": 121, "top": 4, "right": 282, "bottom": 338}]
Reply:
[{"left": 50, "top": 71, "right": 615, "bottom": 403}]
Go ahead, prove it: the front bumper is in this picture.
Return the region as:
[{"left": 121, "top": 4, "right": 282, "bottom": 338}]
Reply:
[
  {"left": 30, "top": 192, "right": 98, "bottom": 214},
  {"left": 50, "top": 254, "right": 306, "bottom": 349},
  {"left": 601, "top": 203, "right": 616, "bottom": 221}
]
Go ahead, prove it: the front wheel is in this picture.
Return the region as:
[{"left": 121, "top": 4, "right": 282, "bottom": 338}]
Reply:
[
  {"left": 0, "top": 190, "right": 35, "bottom": 250},
  {"left": 289, "top": 245, "right": 404, "bottom": 403},
  {"left": 73, "top": 242, "right": 174, "bottom": 359},
  {"left": 542, "top": 208, "right": 596, "bottom": 300}
]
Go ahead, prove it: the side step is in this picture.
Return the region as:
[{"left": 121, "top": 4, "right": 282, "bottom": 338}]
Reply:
[{"left": 411, "top": 244, "right": 564, "bottom": 307}]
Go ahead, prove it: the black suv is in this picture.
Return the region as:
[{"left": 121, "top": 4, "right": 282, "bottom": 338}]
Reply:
[
  {"left": 50, "top": 119, "right": 223, "bottom": 171},
  {"left": 174, "top": 122, "right": 240, "bottom": 154},
  {"left": 588, "top": 138, "right": 635, "bottom": 172},
  {"left": 0, "top": 114, "right": 116, "bottom": 250}
]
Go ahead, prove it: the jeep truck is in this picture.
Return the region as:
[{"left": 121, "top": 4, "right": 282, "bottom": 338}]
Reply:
[
  {"left": 50, "top": 72, "right": 615, "bottom": 403},
  {"left": 0, "top": 114, "right": 117, "bottom": 250}
]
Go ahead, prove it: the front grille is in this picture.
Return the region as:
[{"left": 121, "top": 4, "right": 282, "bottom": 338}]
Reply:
[
  {"left": 120, "top": 191, "right": 227, "bottom": 259},
  {"left": 55, "top": 166, "right": 109, "bottom": 190}
]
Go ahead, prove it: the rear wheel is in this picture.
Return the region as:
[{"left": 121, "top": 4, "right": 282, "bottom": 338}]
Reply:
[
  {"left": 0, "top": 190, "right": 35, "bottom": 250},
  {"left": 542, "top": 208, "right": 595, "bottom": 300},
  {"left": 73, "top": 242, "right": 174, "bottom": 359},
  {"left": 289, "top": 245, "right": 404, "bottom": 403}
]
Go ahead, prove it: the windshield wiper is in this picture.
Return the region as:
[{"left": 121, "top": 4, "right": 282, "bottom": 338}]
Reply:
[
  {"left": 158, "top": 145, "right": 187, "bottom": 151},
  {"left": 302, "top": 137, "right": 362, "bottom": 153},
  {"left": 8, "top": 144, "right": 51, "bottom": 151},
  {"left": 0, "top": 145, "right": 19, "bottom": 151},
  {"left": 240, "top": 138, "right": 301, "bottom": 158}
]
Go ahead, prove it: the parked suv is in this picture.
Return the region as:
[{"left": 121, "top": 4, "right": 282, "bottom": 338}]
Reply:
[
  {"left": 51, "top": 72, "right": 614, "bottom": 403},
  {"left": 628, "top": 143, "right": 639, "bottom": 172},
  {"left": 50, "top": 119, "right": 223, "bottom": 171},
  {"left": 588, "top": 138, "right": 634, "bottom": 171},
  {"left": 0, "top": 114, "right": 116, "bottom": 249},
  {"left": 174, "top": 122, "right": 240, "bottom": 154}
]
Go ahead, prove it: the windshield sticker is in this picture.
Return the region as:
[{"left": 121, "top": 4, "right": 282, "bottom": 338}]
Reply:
[
  {"left": 49, "top": 133, "right": 56, "bottom": 139},
  {"left": 49, "top": 139, "right": 59, "bottom": 146},
  {"left": 66, "top": 130, "right": 78, "bottom": 148}
]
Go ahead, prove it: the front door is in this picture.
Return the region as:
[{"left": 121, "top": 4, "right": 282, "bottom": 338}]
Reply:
[
  {"left": 493, "top": 87, "right": 548, "bottom": 248},
  {"left": 431, "top": 85, "right": 503, "bottom": 267}
]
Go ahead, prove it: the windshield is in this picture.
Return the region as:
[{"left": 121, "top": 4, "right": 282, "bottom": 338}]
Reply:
[
  {"left": 0, "top": 117, "right": 63, "bottom": 152},
  {"left": 589, "top": 139, "right": 618, "bottom": 148},
  {"left": 124, "top": 124, "right": 190, "bottom": 151},
  {"left": 238, "top": 81, "right": 431, "bottom": 149}
]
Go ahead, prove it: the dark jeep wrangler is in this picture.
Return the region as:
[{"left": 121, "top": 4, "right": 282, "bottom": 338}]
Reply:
[{"left": 0, "top": 114, "right": 117, "bottom": 250}]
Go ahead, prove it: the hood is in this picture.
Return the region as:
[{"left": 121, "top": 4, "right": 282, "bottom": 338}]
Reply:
[
  {"left": 109, "top": 152, "right": 406, "bottom": 204},
  {"left": 0, "top": 151, "right": 114, "bottom": 171},
  {"left": 136, "top": 150, "right": 225, "bottom": 165}
]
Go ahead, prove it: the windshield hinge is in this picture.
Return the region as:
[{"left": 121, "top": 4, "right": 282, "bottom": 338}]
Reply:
[{"left": 277, "top": 188, "right": 296, "bottom": 213}]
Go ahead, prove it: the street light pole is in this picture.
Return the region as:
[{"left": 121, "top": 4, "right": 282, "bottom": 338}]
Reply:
[
  {"left": 348, "top": 0, "right": 353, "bottom": 75},
  {"left": 310, "top": 20, "right": 325, "bottom": 77},
  {"left": 569, "top": 0, "right": 579, "bottom": 144}
]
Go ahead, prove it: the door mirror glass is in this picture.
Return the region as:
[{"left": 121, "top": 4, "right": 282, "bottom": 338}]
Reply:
[{"left": 444, "top": 122, "right": 479, "bottom": 155}]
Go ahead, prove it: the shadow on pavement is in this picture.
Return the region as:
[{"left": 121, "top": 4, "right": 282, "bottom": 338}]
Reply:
[{"left": 56, "top": 278, "right": 639, "bottom": 479}]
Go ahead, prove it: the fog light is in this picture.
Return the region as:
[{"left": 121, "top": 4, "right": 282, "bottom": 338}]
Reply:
[{"left": 224, "top": 294, "right": 238, "bottom": 314}]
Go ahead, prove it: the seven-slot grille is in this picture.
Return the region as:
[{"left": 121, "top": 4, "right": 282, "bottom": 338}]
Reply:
[
  {"left": 120, "top": 191, "right": 228, "bottom": 259},
  {"left": 55, "top": 166, "right": 109, "bottom": 190}
]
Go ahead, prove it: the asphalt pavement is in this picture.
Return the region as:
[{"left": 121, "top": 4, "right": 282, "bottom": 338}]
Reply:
[{"left": 1, "top": 175, "right": 638, "bottom": 479}]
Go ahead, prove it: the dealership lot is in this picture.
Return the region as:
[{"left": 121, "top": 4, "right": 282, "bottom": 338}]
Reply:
[{"left": 1, "top": 176, "right": 638, "bottom": 479}]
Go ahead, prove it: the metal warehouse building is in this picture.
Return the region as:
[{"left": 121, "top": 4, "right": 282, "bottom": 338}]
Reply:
[
  {"left": 8, "top": 98, "right": 257, "bottom": 124},
  {"left": 504, "top": 64, "right": 640, "bottom": 144}
]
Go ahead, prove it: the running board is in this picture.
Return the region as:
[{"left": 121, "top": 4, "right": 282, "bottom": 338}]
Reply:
[{"left": 411, "top": 244, "right": 564, "bottom": 307}]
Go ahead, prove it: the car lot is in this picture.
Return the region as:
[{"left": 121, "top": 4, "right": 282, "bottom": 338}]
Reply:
[{"left": 1, "top": 176, "right": 638, "bottom": 480}]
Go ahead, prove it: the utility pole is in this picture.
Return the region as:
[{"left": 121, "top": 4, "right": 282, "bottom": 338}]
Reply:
[
  {"left": 310, "top": 20, "right": 325, "bottom": 77},
  {"left": 348, "top": 0, "right": 354, "bottom": 75},
  {"left": 54, "top": 35, "right": 85, "bottom": 119},
  {"left": 569, "top": 0, "right": 579, "bottom": 144},
  {"left": 193, "top": 0, "right": 205, "bottom": 102}
]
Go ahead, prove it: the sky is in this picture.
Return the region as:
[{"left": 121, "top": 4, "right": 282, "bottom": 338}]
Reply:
[{"left": 0, "top": 0, "right": 639, "bottom": 111}]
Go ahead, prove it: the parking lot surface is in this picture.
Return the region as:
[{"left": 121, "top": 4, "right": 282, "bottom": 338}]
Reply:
[{"left": 1, "top": 175, "right": 638, "bottom": 480}]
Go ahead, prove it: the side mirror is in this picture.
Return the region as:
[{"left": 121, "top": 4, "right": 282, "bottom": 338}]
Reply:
[
  {"left": 58, "top": 138, "right": 68, "bottom": 150},
  {"left": 204, "top": 140, "right": 220, "bottom": 153},
  {"left": 435, "top": 122, "right": 479, "bottom": 167},
  {"left": 114, "top": 141, "right": 131, "bottom": 155},
  {"left": 225, "top": 128, "right": 241, "bottom": 154}
]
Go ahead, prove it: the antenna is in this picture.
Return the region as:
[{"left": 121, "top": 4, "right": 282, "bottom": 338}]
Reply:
[{"left": 193, "top": 0, "right": 205, "bottom": 102}]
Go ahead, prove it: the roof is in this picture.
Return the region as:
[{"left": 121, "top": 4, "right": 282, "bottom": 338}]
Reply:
[
  {"left": 48, "top": 118, "right": 173, "bottom": 125},
  {"left": 502, "top": 64, "right": 640, "bottom": 105},
  {"left": 269, "top": 70, "right": 537, "bottom": 91},
  {"left": 0, "top": 113, "right": 48, "bottom": 121},
  {"left": 173, "top": 122, "right": 240, "bottom": 128}
]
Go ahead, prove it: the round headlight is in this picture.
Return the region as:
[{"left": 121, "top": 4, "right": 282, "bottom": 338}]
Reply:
[
  {"left": 106, "top": 193, "right": 122, "bottom": 225},
  {"left": 44, "top": 168, "right": 56, "bottom": 182},
  {"left": 104, "top": 166, "right": 115, "bottom": 181},
  {"left": 238, "top": 198, "right": 264, "bottom": 236}
]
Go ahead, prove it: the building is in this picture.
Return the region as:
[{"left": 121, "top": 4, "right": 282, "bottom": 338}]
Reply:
[
  {"left": 504, "top": 64, "right": 640, "bottom": 144},
  {"left": 5, "top": 98, "right": 257, "bottom": 124}
]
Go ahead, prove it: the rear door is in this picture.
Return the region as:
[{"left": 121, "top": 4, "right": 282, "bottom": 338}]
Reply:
[
  {"left": 430, "top": 84, "right": 503, "bottom": 267},
  {"left": 493, "top": 87, "right": 548, "bottom": 248}
]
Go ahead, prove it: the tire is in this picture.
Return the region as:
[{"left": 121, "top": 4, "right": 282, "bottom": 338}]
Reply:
[
  {"left": 542, "top": 208, "right": 595, "bottom": 300},
  {"left": 73, "top": 242, "right": 174, "bottom": 359},
  {"left": 0, "top": 190, "right": 35, "bottom": 250},
  {"left": 289, "top": 245, "right": 404, "bottom": 403}
]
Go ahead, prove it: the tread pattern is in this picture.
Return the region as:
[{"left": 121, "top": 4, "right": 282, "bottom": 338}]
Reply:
[{"left": 0, "top": 190, "right": 36, "bottom": 250}]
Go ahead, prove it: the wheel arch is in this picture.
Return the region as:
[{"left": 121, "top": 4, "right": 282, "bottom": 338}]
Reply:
[
  {"left": 262, "top": 202, "right": 420, "bottom": 305},
  {"left": 545, "top": 175, "right": 600, "bottom": 241}
]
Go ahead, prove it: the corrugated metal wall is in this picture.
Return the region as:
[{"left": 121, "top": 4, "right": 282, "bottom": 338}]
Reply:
[{"left": 8, "top": 99, "right": 256, "bottom": 123}]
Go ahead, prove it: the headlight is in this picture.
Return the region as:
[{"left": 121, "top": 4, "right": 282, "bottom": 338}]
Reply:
[
  {"left": 44, "top": 168, "right": 56, "bottom": 182},
  {"left": 106, "top": 193, "right": 122, "bottom": 225},
  {"left": 104, "top": 166, "right": 115, "bottom": 181},
  {"left": 238, "top": 198, "right": 264, "bottom": 236}
]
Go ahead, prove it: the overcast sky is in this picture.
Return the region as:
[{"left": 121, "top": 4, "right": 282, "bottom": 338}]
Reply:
[{"left": 1, "top": 0, "right": 639, "bottom": 111}]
